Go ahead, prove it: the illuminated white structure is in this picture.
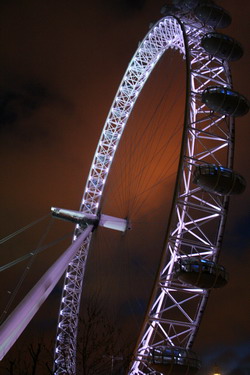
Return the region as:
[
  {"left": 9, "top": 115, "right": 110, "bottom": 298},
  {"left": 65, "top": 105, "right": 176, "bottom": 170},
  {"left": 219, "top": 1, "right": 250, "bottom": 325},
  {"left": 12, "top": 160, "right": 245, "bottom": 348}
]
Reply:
[
  {"left": 53, "top": 8, "right": 244, "bottom": 375},
  {"left": 0, "top": 3, "right": 247, "bottom": 373}
]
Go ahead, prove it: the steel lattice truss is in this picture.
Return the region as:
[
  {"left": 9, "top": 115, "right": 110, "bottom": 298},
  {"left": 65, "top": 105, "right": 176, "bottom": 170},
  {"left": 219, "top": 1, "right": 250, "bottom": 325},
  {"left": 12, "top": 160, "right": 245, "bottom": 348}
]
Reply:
[{"left": 54, "top": 14, "right": 234, "bottom": 375}]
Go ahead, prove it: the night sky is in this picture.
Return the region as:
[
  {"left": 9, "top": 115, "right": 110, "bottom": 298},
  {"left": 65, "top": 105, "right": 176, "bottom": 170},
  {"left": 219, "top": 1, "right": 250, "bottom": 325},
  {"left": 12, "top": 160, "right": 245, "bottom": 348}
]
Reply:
[{"left": 0, "top": 0, "right": 249, "bottom": 374}]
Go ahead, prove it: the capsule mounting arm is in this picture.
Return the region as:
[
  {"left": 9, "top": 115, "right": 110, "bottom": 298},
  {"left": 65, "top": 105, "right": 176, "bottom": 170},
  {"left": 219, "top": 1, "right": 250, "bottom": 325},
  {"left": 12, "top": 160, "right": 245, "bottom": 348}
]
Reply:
[{"left": 51, "top": 207, "right": 129, "bottom": 233}]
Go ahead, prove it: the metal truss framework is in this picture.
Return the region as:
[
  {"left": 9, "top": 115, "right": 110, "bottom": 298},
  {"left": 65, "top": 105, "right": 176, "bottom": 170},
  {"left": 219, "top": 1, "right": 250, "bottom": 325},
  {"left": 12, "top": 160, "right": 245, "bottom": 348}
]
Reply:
[{"left": 54, "top": 14, "right": 234, "bottom": 375}]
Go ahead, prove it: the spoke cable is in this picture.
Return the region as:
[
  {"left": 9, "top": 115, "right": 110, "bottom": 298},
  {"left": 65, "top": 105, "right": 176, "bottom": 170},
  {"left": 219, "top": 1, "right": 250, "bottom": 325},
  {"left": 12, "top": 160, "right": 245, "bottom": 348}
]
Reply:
[
  {"left": 0, "top": 214, "right": 50, "bottom": 245},
  {"left": 0, "top": 218, "right": 55, "bottom": 324},
  {"left": 0, "top": 231, "right": 73, "bottom": 273},
  {"left": 107, "top": 54, "right": 176, "bottom": 214},
  {"left": 97, "top": 54, "right": 185, "bottom": 332}
]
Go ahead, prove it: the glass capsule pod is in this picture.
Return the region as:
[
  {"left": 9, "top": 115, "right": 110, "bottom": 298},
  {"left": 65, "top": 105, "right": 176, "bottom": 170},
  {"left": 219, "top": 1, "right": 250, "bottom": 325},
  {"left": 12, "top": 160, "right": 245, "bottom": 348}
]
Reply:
[
  {"left": 174, "top": 258, "right": 228, "bottom": 288},
  {"left": 193, "top": 165, "right": 246, "bottom": 195},
  {"left": 161, "top": 4, "right": 179, "bottom": 15},
  {"left": 202, "top": 86, "right": 250, "bottom": 117},
  {"left": 201, "top": 32, "right": 243, "bottom": 61},
  {"left": 194, "top": 3, "right": 232, "bottom": 28},
  {"left": 148, "top": 346, "right": 201, "bottom": 375},
  {"left": 172, "top": 0, "right": 200, "bottom": 12}
]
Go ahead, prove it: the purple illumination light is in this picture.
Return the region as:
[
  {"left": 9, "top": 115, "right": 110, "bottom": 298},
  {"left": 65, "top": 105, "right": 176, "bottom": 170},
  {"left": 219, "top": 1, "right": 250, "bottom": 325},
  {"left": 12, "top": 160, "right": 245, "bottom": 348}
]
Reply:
[{"left": 0, "top": 225, "right": 93, "bottom": 360}]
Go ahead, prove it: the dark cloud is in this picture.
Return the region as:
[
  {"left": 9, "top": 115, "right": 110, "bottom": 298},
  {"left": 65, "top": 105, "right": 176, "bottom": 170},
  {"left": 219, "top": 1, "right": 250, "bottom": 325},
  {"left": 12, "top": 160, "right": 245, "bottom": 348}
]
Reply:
[
  {"left": 229, "top": 211, "right": 250, "bottom": 249},
  {"left": 198, "top": 343, "right": 250, "bottom": 375},
  {"left": 99, "top": 0, "right": 147, "bottom": 15},
  {"left": 0, "top": 82, "right": 51, "bottom": 127},
  {"left": 229, "top": 369, "right": 248, "bottom": 375},
  {"left": 0, "top": 78, "right": 74, "bottom": 148},
  {"left": 121, "top": 0, "right": 147, "bottom": 10},
  {"left": 104, "top": 0, "right": 147, "bottom": 10}
]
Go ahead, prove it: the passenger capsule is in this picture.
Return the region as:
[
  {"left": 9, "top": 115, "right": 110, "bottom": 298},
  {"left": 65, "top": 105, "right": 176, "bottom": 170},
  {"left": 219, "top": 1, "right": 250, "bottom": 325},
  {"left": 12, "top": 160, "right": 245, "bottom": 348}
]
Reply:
[
  {"left": 172, "top": 0, "right": 200, "bottom": 12},
  {"left": 194, "top": 3, "right": 231, "bottom": 28},
  {"left": 161, "top": 4, "right": 179, "bottom": 15},
  {"left": 193, "top": 165, "right": 246, "bottom": 195},
  {"left": 202, "top": 86, "right": 250, "bottom": 117},
  {"left": 201, "top": 32, "right": 243, "bottom": 61},
  {"left": 175, "top": 259, "right": 228, "bottom": 288},
  {"left": 148, "top": 346, "right": 201, "bottom": 375}
]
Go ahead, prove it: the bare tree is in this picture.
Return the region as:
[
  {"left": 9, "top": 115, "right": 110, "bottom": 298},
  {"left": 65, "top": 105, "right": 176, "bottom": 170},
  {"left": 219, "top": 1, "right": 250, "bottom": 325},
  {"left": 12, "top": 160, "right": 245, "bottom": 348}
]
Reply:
[
  {"left": 29, "top": 343, "right": 42, "bottom": 375},
  {"left": 0, "top": 341, "right": 53, "bottom": 375},
  {"left": 76, "top": 296, "right": 131, "bottom": 375},
  {"left": 0, "top": 297, "right": 131, "bottom": 375}
]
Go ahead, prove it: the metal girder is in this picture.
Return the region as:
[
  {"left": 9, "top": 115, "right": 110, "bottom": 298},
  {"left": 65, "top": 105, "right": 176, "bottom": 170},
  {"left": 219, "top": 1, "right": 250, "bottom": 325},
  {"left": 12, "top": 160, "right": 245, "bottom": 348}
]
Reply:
[
  {"left": 54, "top": 13, "right": 233, "bottom": 375},
  {"left": 129, "top": 16, "right": 232, "bottom": 375}
]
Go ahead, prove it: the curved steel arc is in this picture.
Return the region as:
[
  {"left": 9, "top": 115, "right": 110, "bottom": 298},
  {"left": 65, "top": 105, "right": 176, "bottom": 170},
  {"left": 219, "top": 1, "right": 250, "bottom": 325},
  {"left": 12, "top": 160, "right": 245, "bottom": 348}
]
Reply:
[
  {"left": 129, "top": 17, "right": 233, "bottom": 375},
  {"left": 54, "top": 17, "right": 185, "bottom": 374},
  {"left": 54, "top": 14, "right": 234, "bottom": 375}
]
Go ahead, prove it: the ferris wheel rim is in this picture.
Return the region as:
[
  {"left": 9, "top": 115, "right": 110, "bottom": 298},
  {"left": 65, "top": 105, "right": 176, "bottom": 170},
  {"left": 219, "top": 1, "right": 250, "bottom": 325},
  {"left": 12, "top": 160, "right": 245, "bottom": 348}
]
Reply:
[{"left": 54, "top": 13, "right": 234, "bottom": 375}]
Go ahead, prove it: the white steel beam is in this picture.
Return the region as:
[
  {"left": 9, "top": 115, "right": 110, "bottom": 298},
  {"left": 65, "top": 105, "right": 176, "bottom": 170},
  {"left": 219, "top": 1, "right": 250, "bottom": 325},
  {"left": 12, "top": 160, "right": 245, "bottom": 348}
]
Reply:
[{"left": 0, "top": 225, "right": 93, "bottom": 361}]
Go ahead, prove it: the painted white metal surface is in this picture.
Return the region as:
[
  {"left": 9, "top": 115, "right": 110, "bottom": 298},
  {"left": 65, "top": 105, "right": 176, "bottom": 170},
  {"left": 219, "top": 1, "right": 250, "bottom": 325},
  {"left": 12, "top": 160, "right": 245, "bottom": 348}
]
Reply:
[
  {"left": 99, "top": 214, "right": 128, "bottom": 232},
  {"left": 51, "top": 207, "right": 128, "bottom": 232}
]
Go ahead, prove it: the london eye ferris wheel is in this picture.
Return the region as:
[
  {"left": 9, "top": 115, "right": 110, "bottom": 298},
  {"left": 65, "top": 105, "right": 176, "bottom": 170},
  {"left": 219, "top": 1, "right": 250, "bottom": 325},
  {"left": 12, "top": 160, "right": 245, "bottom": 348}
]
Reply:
[
  {"left": 0, "top": 1, "right": 249, "bottom": 374},
  {"left": 52, "top": 1, "right": 249, "bottom": 373}
]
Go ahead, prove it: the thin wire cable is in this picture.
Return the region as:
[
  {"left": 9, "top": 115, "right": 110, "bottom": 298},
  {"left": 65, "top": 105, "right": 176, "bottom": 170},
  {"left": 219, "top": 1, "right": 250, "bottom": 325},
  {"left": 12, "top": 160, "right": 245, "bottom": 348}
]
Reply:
[
  {"left": 0, "top": 214, "right": 50, "bottom": 245},
  {"left": 0, "top": 231, "right": 73, "bottom": 273},
  {"left": 0, "top": 217, "right": 55, "bottom": 323},
  {"left": 98, "top": 54, "right": 185, "bottom": 331}
]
